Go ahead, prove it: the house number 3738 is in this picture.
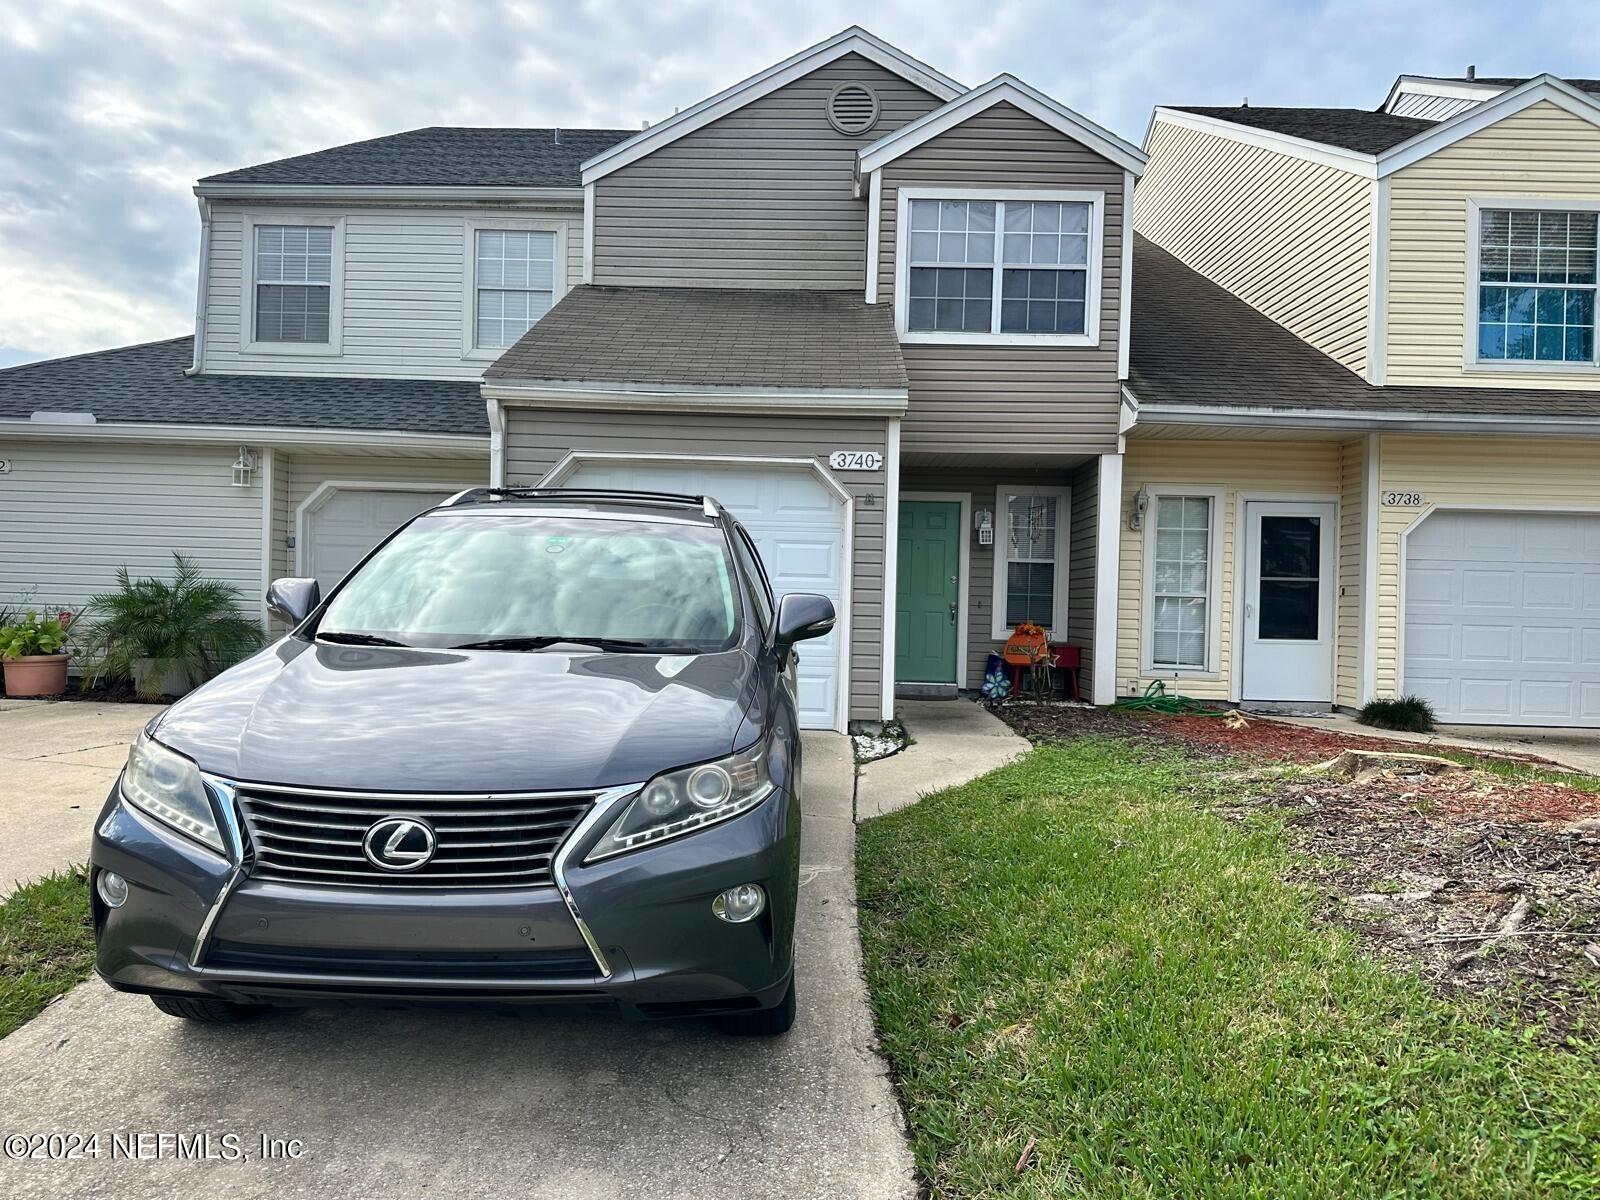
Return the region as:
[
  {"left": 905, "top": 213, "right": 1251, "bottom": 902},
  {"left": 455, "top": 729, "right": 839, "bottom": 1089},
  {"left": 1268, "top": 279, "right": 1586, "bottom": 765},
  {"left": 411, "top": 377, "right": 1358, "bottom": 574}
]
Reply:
[{"left": 1382, "top": 490, "right": 1425, "bottom": 507}]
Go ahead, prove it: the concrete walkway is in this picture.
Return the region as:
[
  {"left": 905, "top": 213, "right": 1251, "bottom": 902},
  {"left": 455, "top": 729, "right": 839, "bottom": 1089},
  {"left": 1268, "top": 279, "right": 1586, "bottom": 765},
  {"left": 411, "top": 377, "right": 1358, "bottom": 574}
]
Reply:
[
  {"left": 0, "top": 699, "right": 160, "bottom": 898},
  {"left": 1266, "top": 711, "right": 1600, "bottom": 777},
  {"left": 857, "top": 698, "right": 1030, "bottom": 819},
  {"left": 0, "top": 731, "right": 915, "bottom": 1200}
]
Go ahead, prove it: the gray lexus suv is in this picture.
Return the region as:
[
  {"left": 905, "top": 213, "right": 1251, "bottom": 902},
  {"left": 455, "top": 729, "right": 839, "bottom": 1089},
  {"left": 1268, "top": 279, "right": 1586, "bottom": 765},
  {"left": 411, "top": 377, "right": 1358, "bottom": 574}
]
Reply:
[{"left": 89, "top": 488, "right": 835, "bottom": 1036}]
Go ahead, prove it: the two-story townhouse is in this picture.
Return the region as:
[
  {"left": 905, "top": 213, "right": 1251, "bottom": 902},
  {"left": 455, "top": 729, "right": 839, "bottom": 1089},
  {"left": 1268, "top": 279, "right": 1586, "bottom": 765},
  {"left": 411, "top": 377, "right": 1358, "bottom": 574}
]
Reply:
[
  {"left": 0, "top": 127, "right": 632, "bottom": 628},
  {"left": 1123, "top": 74, "right": 1600, "bottom": 728},
  {"left": 481, "top": 27, "right": 1145, "bottom": 731}
]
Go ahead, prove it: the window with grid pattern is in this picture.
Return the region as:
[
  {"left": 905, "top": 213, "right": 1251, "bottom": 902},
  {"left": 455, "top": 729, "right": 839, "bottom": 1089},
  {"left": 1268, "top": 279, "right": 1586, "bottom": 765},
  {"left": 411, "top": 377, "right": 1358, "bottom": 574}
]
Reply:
[
  {"left": 476, "top": 230, "right": 556, "bottom": 349},
  {"left": 1149, "top": 496, "right": 1211, "bottom": 670},
  {"left": 905, "top": 198, "right": 1093, "bottom": 336},
  {"left": 1003, "top": 493, "right": 1059, "bottom": 628},
  {"left": 254, "top": 226, "right": 333, "bottom": 343},
  {"left": 1478, "top": 208, "right": 1597, "bottom": 363}
]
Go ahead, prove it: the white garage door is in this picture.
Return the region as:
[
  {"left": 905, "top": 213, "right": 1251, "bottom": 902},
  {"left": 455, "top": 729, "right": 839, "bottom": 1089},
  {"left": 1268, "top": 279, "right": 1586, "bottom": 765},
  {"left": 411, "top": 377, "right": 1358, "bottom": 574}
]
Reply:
[
  {"left": 1404, "top": 510, "right": 1600, "bottom": 726},
  {"left": 304, "top": 487, "right": 460, "bottom": 593},
  {"left": 562, "top": 461, "right": 846, "bottom": 730}
]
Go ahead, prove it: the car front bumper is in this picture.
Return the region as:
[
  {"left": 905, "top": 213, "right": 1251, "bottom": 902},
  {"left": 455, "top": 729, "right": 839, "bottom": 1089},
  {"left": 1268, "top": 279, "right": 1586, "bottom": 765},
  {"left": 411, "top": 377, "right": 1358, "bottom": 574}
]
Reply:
[{"left": 90, "top": 780, "right": 800, "bottom": 1019}]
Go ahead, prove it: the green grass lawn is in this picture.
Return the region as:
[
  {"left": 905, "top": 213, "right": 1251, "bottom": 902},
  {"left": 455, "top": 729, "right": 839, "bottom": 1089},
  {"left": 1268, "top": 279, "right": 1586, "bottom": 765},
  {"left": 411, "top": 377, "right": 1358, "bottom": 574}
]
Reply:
[
  {"left": 857, "top": 738, "right": 1600, "bottom": 1199},
  {"left": 0, "top": 868, "right": 96, "bottom": 1039}
]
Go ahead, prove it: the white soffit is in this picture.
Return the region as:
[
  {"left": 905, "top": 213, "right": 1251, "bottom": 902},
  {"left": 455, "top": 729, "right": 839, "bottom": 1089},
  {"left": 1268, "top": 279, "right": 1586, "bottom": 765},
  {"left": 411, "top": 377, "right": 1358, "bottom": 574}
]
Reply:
[
  {"left": 859, "top": 74, "right": 1147, "bottom": 177},
  {"left": 580, "top": 26, "right": 965, "bottom": 184}
]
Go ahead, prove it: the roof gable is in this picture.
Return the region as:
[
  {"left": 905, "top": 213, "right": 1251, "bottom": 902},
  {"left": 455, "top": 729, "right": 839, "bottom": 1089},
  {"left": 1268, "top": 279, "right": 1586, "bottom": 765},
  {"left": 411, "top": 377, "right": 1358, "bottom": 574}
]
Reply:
[
  {"left": 858, "top": 74, "right": 1146, "bottom": 177},
  {"left": 1378, "top": 74, "right": 1600, "bottom": 175},
  {"left": 579, "top": 27, "right": 964, "bottom": 184}
]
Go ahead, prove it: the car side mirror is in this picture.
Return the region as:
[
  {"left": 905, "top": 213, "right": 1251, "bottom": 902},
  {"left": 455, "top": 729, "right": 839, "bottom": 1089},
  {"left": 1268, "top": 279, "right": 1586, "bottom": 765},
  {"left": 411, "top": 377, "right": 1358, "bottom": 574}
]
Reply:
[
  {"left": 266, "top": 578, "right": 321, "bottom": 627},
  {"left": 774, "top": 592, "right": 835, "bottom": 648}
]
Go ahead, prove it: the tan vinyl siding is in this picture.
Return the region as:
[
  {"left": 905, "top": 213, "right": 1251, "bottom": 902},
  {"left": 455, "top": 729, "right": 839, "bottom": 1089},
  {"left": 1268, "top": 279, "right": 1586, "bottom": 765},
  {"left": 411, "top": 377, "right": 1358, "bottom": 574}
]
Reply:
[
  {"left": 1136, "top": 119, "right": 1372, "bottom": 374},
  {"left": 204, "top": 203, "right": 582, "bottom": 379},
  {"left": 1374, "top": 436, "right": 1600, "bottom": 698},
  {"left": 1116, "top": 440, "right": 1343, "bottom": 701},
  {"left": 876, "top": 103, "right": 1127, "bottom": 455},
  {"left": 0, "top": 439, "right": 265, "bottom": 619},
  {"left": 591, "top": 55, "right": 939, "bottom": 289},
  {"left": 504, "top": 407, "right": 887, "bottom": 722},
  {"left": 1385, "top": 101, "right": 1600, "bottom": 387},
  {"left": 1336, "top": 438, "right": 1365, "bottom": 707}
]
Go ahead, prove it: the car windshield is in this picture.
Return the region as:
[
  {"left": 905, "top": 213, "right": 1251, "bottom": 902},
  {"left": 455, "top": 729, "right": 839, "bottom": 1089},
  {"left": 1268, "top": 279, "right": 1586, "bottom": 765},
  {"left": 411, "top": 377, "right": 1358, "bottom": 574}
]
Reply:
[{"left": 316, "top": 511, "right": 740, "bottom": 652}]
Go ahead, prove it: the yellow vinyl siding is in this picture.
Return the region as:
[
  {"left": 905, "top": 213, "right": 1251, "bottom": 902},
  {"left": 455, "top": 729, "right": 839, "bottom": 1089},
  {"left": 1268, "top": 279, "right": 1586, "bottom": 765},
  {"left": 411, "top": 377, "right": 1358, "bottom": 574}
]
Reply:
[
  {"left": 1116, "top": 440, "right": 1345, "bottom": 701},
  {"left": 1136, "top": 120, "right": 1372, "bottom": 374},
  {"left": 1373, "top": 435, "right": 1600, "bottom": 698},
  {"left": 1336, "top": 439, "right": 1365, "bottom": 707},
  {"left": 1385, "top": 101, "right": 1600, "bottom": 387}
]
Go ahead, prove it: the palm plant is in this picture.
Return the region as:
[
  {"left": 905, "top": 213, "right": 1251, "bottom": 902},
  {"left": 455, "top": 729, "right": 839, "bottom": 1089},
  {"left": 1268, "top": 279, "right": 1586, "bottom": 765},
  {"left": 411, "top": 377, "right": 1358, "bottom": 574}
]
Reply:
[{"left": 80, "top": 554, "right": 264, "bottom": 697}]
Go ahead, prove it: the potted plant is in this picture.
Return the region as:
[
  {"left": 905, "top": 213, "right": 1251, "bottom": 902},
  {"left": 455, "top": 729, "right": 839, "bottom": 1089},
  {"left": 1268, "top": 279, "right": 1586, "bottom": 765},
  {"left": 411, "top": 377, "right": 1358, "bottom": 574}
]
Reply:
[
  {"left": 79, "top": 554, "right": 264, "bottom": 700},
  {"left": 0, "top": 610, "right": 73, "bottom": 698}
]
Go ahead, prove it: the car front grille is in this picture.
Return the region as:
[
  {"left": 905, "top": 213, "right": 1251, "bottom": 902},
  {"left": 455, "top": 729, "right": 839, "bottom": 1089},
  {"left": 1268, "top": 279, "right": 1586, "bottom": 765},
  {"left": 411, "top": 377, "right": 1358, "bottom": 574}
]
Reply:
[{"left": 234, "top": 784, "right": 596, "bottom": 890}]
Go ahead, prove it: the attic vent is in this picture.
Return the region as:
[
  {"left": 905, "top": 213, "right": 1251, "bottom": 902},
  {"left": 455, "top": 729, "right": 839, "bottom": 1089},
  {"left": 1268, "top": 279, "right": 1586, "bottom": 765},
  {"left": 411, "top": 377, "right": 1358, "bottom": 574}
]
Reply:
[{"left": 827, "top": 82, "right": 880, "bottom": 135}]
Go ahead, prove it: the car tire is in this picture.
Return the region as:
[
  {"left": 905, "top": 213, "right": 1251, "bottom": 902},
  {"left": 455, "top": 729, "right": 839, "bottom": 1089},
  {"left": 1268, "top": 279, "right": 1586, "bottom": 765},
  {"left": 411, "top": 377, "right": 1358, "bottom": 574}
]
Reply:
[
  {"left": 148, "top": 994, "right": 267, "bottom": 1023},
  {"left": 714, "top": 976, "right": 797, "bottom": 1037}
]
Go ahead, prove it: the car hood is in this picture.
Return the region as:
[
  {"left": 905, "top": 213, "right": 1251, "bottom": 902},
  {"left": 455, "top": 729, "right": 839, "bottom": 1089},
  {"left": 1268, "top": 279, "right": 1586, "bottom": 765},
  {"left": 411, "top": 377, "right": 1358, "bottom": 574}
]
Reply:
[{"left": 152, "top": 639, "right": 760, "bottom": 793}]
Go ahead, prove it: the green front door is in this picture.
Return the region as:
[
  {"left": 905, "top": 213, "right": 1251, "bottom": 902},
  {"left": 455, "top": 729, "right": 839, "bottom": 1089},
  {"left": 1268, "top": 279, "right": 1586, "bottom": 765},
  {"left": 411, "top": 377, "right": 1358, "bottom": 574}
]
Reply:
[{"left": 896, "top": 500, "right": 961, "bottom": 684}]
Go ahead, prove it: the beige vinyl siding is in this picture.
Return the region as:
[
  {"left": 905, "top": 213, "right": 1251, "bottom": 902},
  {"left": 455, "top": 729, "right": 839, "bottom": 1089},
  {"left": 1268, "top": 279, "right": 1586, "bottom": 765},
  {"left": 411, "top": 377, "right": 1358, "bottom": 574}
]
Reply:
[
  {"left": 1374, "top": 436, "right": 1600, "bottom": 698},
  {"left": 1390, "top": 93, "right": 1483, "bottom": 121},
  {"left": 1336, "top": 439, "right": 1366, "bottom": 707},
  {"left": 591, "top": 55, "right": 939, "bottom": 289},
  {"left": 876, "top": 103, "right": 1126, "bottom": 455},
  {"left": 0, "top": 439, "right": 265, "bottom": 619},
  {"left": 504, "top": 406, "right": 887, "bottom": 722},
  {"left": 1136, "top": 120, "right": 1372, "bottom": 374},
  {"left": 1116, "top": 440, "right": 1343, "bottom": 701},
  {"left": 1385, "top": 101, "right": 1600, "bottom": 387},
  {"left": 204, "top": 203, "right": 582, "bottom": 379}
]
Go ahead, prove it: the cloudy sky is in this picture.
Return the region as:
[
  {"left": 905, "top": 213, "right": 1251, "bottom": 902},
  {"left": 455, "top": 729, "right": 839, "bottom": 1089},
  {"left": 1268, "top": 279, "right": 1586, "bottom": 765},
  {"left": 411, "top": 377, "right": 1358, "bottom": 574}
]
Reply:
[{"left": 1, "top": 0, "right": 1596, "bottom": 368}]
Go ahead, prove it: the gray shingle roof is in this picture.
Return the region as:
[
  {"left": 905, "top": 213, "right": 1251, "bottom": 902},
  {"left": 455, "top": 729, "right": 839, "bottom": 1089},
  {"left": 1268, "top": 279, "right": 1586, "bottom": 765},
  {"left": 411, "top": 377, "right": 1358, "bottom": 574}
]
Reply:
[
  {"left": 485, "top": 286, "right": 908, "bottom": 391},
  {"left": 1172, "top": 106, "right": 1436, "bottom": 153},
  {"left": 200, "top": 127, "right": 636, "bottom": 188},
  {"left": 1129, "top": 235, "right": 1600, "bottom": 420},
  {"left": 1427, "top": 76, "right": 1600, "bottom": 94},
  {"left": 0, "top": 337, "right": 487, "bottom": 435}
]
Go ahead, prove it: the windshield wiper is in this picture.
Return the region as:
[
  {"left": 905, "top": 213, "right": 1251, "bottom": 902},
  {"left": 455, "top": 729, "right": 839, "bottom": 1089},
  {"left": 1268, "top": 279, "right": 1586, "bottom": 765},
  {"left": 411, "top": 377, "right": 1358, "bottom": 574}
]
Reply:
[
  {"left": 449, "top": 635, "right": 654, "bottom": 653},
  {"left": 318, "top": 631, "right": 411, "bottom": 647}
]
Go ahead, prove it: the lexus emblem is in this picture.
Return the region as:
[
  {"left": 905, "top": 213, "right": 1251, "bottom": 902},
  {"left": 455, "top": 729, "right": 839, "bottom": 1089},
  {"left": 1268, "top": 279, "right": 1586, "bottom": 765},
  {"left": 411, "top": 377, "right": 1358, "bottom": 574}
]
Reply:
[{"left": 362, "top": 817, "right": 437, "bottom": 872}]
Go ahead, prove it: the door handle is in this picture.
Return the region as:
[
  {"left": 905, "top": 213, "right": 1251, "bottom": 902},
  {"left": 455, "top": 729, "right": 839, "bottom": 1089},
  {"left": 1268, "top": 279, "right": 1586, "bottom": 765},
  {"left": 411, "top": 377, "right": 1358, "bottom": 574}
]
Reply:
[{"left": 949, "top": 601, "right": 958, "bottom": 625}]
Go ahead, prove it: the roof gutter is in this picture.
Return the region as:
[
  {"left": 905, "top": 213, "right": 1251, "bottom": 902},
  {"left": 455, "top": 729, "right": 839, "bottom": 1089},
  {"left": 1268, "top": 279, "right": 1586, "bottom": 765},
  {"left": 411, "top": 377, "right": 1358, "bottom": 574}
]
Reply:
[
  {"left": 185, "top": 197, "right": 211, "bottom": 376},
  {"left": 192, "top": 183, "right": 585, "bottom": 203},
  {"left": 0, "top": 417, "right": 489, "bottom": 452},
  {"left": 1128, "top": 397, "right": 1600, "bottom": 439},
  {"left": 483, "top": 379, "right": 909, "bottom": 417}
]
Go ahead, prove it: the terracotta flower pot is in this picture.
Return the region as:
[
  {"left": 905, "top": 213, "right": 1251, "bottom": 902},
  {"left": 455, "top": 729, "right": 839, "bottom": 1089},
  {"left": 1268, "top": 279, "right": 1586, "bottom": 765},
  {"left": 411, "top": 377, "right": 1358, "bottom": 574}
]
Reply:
[{"left": 2, "top": 653, "right": 69, "bottom": 698}]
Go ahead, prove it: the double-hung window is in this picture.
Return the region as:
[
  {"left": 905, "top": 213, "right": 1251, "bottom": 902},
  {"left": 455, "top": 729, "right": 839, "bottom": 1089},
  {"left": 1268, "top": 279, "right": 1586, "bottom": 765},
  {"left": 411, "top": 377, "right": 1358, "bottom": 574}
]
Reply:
[
  {"left": 1147, "top": 495, "right": 1214, "bottom": 671},
  {"left": 993, "top": 488, "right": 1068, "bottom": 637},
  {"left": 902, "top": 192, "right": 1099, "bottom": 342},
  {"left": 474, "top": 230, "right": 556, "bottom": 349},
  {"left": 254, "top": 225, "right": 333, "bottom": 344},
  {"left": 1476, "top": 207, "right": 1598, "bottom": 364}
]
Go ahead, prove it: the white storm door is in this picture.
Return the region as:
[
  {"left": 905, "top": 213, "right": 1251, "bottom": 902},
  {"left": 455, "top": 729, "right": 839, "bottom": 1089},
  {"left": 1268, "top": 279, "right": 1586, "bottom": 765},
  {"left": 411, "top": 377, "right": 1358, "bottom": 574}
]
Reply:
[{"left": 1240, "top": 501, "right": 1337, "bottom": 702}]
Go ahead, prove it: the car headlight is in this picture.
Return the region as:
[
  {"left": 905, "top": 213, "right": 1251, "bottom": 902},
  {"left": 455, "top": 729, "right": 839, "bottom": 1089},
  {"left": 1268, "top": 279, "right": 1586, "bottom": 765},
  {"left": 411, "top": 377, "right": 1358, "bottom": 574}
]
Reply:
[
  {"left": 119, "top": 733, "right": 226, "bottom": 854},
  {"left": 586, "top": 745, "right": 776, "bottom": 862}
]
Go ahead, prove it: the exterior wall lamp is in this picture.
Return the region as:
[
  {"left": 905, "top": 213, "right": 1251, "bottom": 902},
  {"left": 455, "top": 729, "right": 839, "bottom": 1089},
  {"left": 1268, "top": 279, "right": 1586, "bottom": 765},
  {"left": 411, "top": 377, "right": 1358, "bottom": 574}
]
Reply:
[{"left": 231, "top": 448, "right": 257, "bottom": 487}]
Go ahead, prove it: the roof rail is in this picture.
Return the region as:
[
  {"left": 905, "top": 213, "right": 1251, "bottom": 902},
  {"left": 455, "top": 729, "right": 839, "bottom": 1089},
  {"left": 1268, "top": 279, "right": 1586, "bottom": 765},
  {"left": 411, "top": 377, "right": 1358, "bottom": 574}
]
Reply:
[{"left": 441, "top": 486, "right": 719, "bottom": 517}]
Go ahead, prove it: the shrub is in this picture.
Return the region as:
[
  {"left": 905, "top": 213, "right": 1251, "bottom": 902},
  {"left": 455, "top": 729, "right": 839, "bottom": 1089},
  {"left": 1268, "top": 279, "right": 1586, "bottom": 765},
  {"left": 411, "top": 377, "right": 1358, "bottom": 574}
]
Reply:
[
  {"left": 78, "top": 554, "right": 263, "bottom": 697},
  {"left": 1357, "top": 695, "right": 1436, "bottom": 733}
]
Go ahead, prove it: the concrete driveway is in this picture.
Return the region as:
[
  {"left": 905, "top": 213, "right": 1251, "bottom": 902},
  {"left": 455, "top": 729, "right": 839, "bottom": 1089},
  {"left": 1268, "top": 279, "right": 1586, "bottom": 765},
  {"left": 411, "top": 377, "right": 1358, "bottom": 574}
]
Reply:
[
  {"left": 0, "top": 732, "right": 914, "bottom": 1200},
  {"left": 0, "top": 700, "right": 160, "bottom": 898}
]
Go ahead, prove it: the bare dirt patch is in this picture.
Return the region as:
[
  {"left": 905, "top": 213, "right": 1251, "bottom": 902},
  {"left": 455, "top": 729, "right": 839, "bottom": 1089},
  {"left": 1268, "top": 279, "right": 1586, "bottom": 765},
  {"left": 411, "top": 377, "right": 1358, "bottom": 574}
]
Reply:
[{"left": 1229, "top": 757, "right": 1600, "bottom": 1042}]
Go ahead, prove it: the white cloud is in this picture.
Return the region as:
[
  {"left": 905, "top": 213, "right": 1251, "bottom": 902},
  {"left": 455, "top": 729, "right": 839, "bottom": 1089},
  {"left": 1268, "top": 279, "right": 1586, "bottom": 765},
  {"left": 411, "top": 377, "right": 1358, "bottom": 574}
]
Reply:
[{"left": 1, "top": 0, "right": 1597, "bottom": 364}]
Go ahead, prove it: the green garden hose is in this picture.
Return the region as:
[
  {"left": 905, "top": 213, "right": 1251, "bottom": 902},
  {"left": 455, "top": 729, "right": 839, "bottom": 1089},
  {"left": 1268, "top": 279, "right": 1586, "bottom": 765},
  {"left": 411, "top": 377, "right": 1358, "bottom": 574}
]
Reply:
[{"left": 1113, "top": 679, "right": 1227, "bottom": 717}]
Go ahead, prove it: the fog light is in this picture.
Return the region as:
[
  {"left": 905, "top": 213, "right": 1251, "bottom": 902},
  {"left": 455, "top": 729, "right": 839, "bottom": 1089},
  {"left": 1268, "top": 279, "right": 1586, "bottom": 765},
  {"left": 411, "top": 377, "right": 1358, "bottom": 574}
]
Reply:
[
  {"left": 712, "top": 883, "right": 765, "bottom": 924},
  {"left": 97, "top": 870, "right": 129, "bottom": 908}
]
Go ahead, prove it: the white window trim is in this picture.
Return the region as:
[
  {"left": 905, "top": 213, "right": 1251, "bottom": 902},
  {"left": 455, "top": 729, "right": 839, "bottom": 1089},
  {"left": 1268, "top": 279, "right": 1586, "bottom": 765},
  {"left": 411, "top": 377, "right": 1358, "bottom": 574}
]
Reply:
[
  {"left": 1463, "top": 196, "right": 1600, "bottom": 375},
  {"left": 893, "top": 187, "right": 1104, "bottom": 348},
  {"left": 462, "top": 217, "right": 570, "bottom": 361},
  {"left": 990, "top": 483, "right": 1071, "bottom": 641},
  {"left": 239, "top": 213, "right": 345, "bottom": 357},
  {"left": 1138, "top": 485, "right": 1224, "bottom": 679}
]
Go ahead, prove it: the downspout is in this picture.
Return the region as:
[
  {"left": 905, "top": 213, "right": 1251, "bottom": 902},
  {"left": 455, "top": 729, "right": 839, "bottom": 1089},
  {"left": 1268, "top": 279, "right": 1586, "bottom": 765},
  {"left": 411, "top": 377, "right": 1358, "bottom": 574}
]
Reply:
[
  {"left": 486, "top": 391, "right": 506, "bottom": 487},
  {"left": 184, "top": 196, "right": 212, "bottom": 376}
]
